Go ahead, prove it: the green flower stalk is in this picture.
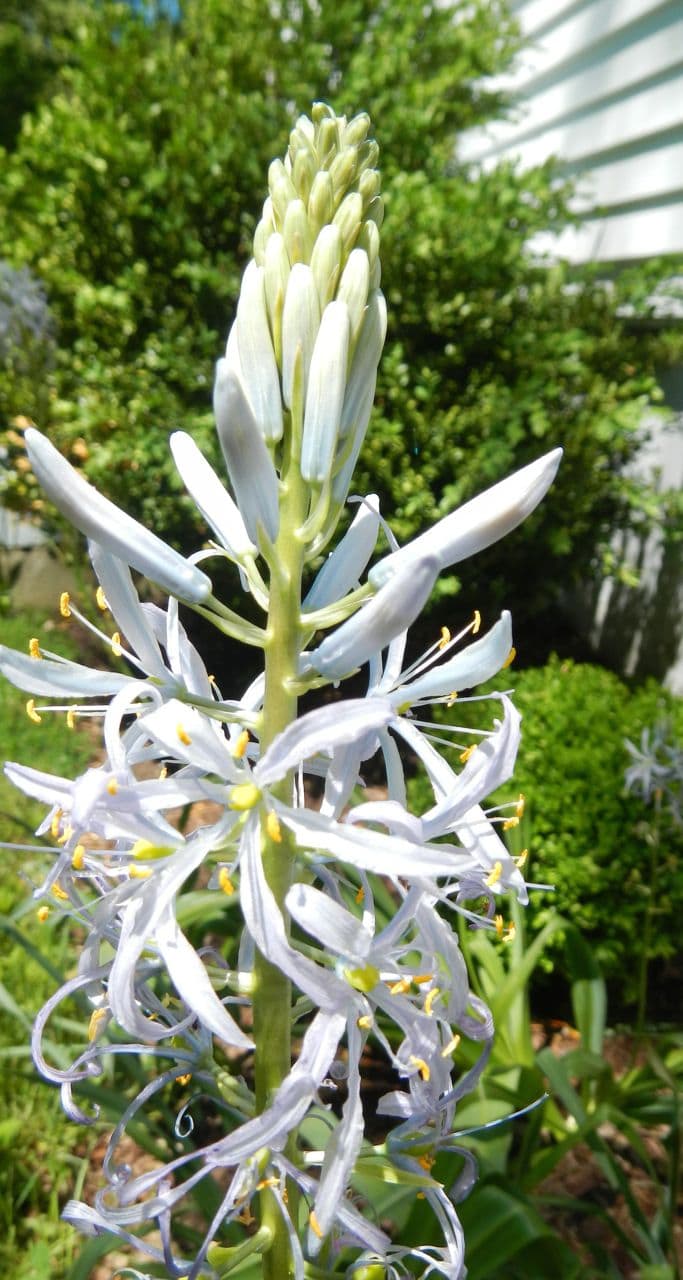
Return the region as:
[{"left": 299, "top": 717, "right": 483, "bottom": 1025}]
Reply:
[{"left": 0, "top": 103, "right": 561, "bottom": 1280}]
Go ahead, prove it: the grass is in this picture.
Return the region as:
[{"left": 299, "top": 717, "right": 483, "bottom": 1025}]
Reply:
[{"left": 0, "top": 609, "right": 98, "bottom": 1279}]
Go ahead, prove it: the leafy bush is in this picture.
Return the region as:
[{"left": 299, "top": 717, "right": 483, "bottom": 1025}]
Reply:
[
  {"left": 0, "top": 0, "right": 670, "bottom": 620},
  {"left": 409, "top": 656, "right": 683, "bottom": 1008}
]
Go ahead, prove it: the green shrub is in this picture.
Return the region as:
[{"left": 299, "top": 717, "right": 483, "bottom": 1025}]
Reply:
[{"left": 408, "top": 656, "right": 683, "bottom": 1006}]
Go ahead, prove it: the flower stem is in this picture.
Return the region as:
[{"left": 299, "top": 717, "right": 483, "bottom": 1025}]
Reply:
[{"left": 254, "top": 446, "right": 307, "bottom": 1280}]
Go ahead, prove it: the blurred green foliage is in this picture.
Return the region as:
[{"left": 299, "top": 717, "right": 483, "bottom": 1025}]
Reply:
[
  {"left": 409, "top": 656, "right": 683, "bottom": 1009},
  {"left": 0, "top": 0, "right": 673, "bottom": 624}
]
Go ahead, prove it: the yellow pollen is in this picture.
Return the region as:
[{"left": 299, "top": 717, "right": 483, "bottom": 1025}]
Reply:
[
  {"left": 389, "top": 978, "right": 411, "bottom": 995},
  {"left": 66, "top": 706, "right": 78, "bottom": 730},
  {"left": 177, "top": 724, "right": 192, "bottom": 746},
  {"left": 502, "top": 815, "right": 519, "bottom": 831},
  {"left": 257, "top": 1176, "right": 280, "bottom": 1191},
  {"left": 472, "top": 609, "right": 481, "bottom": 634},
  {"left": 208, "top": 674, "right": 216, "bottom": 684},
  {"left": 515, "top": 848, "right": 528, "bottom": 870},
  {"left": 111, "top": 632, "right": 123, "bottom": 657},
  {"left": 516, "top": 793, "right": 525, "bottom": 818},
  {"left": 95, "top": 586, "right": 108, "bottom": 611},
  {"left": 26, "top": 698, "right": 43, "bottom": 724},
  {"left": 494, "top": 914, "right": 504, "bottom": 938},
  {"left": 175, "top": 1073, "right": 192, "bottom": 1086},
  {"left": 459, "top": 743, "right": 476, "bottom": 764},
  {"left": 229, "top": 782, "right": 261, "bottom": 812},
  {"left": 418, "top": 1153, "right": 435, "bottom": 1171},
  {"left": 409, "top": 1055, "right": 431, "bottom": 1082},
  {"left": 71, "top": 845, "right": 85, "bottom": 870},
  {"left": 232, "top": 729, "right": 250, "bottom": 759},
  {"left": 128, "top": 865, "right": 152, "bottom": 879},
  {"left": 440, "top": 1033, "right": 461, "bottom": 1058},
  {"left": 29, "top": 637, "right": 41, "bottom": 659},
  {"left": 237, "top": 1205, "right": 255, "bottom": 1227},
  {"left": 59, "top": 591, "right": 72, "bottom": 618},
  {"left": 485, "top": 861, "right": 503, "bottom": 888},
  {"left": 438, "top": 626, "right": 451, "bottom": 650},
  {"left": 51, "top": 883, "right": 69, "bottom": 901},
  {"left": 424, "top": 987, "right": 441, "bottom": 1016},
  {"left": 503, "top": 922, "right": 517, "bottom": 944},
  {"left": 88, "top": 1008, "right": 108, "bottom": 1041},
  {"left": 446, "top": 691, "right": 458, "bottom": 706},
  {"left": 355, "top": 884, "right": 365, "bottom": 904},
  {"left": 281, "top": 1188, "right": 289, "bottom": 1205},
  {"left": 412, "top": 973, "right": 433, "bottom": 985},
  {"left": 50, "top": 810, "right": 63, "bottom": 839},
  {"left": 309, "top": 1211, "right": 324, "bottom": 1240},
  {"left": 218, "top": 868, "right": 235, "bottom": 896},
  {"left": 159, "top": 765, "right": 168, "bottom": 780},
  {"left": 56, "top": 825, "right": 74, "bottom": 846},
  {"left": 266, "top": 811, "right": 282, "bottom": 843},
  {"left": 106, "top": 778, "right": 118, "bottom": 796},
  {"left": 37, "top": 906, "right": 50, "bottom": 923},
  {"left": 502, "top": 645, "right": 516, "bottom": 669},
  {"left": 131, "top": 840, "right": 172, "bottom": 860},
  {"left": 357, "top": 1014, "right": 372, "bottom": 1029}
]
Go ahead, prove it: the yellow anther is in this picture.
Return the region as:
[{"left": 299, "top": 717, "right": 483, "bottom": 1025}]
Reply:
[
  {"left": 95, "top": 585, "right": 108, "bottom": 612},
  {"left": 357, "top": 1014, "right": 372, "bottom": 1029},
  {"left": 440, "top": 1033, "right": 461, "bottom": 1058},
  {"left": 515, "top": 848, "right": 528, "bottom": 870},
  {"left": 472, "top": 609, "right": 481, "bottom": 634},
  {"left": 66, "top": 706, "right": 78, "bottom": 730},
  {"left": 503, "top": 922, "right": 517, "bottom": 944},
  {"left": 71, "top": 845, "right": 85, "bottom": 870},
  {"left": 309, "top": 1211, "right": 324, "bottom": 1240},
  {"left": 494, "top": 913, "right": 504, "bottom": 938},
  {"left": 228, "top": 782, "right": 261, "bottom": 811},
  {"left": 412, "top": 974, "right": 433, "bottom": 985},
  {"left": 106, "top": 778, "right": 119, "bottom": 796},
  {"left": 59, "top": 591, "right": 72, "bottom": 618},
  {"left": 266, "top": 811, "right": 282, "bottom": 843},
  {"left": 208, "top": 674, "right": 216, "bottom": 684},
  {"left": 345, "top": 964, "right": 380, "bottom": 993},
  {"left": 29, "top": 637, "right": 41, "bottom": 659},
  {"left": 218, "top": 868, "right": 235, "bottom": 896},
  {"left": 409, "top": 1055, "right": 431, "bottom": 1082},
  {"left": 56, "top": 825, "right": 74, "bottom": 846},
  {"left": 177, "top": 724, "right": 192, "bottom": 746},
  {"left": 418, "top": 1153, "right": 435, "bottom": 1171},
  {"left": 26, "top": 698, "right": 42, "bottom": 724},
  {"left": 128, "top": 865, "right": 152, "bottom": 879},
  {"left": 446, "top": 691, "right": 458, "bottom": 706},
  {"left": 516, "top": 793, "right": 525, "bottom": 818},
  {"left": 502, "top": 645, "right": 516, "bottom": 669},
  {"left": 502, "top": 815, "right": 519, "bottom": 831},
  {"left": 485, "top": 861, "right": 503, "bottom": 888},
  {"left": 111, "top": 631, "right": 123, "bottom": 657},
  {"left": 37, "top": 905, "right": 50, "bottom": 923},
  {"left": 355, "top": 884, "right": 365, "bottom": 904},
  {"left": 257, "top": 1177, "right": 280, "bottom": 1191},
  {"left": 281, "top": 1188, "right": 289, "bottom": 1205},
  {"left": 438, "top": 626, "right": 451, "bottom": 650},
  {"left": 50, "top": 809, "right": 63, "bottom": 839},
  {"left": 389, "top": 977, "right": 411, "bottom": 995},
  {"left": 424, "top": 987, "right": 441, "bottom": 1016},
  {"left": 459, "top": 743, "right": 476, "bottom": 764},
  {"left": 237, "top": 1205, "right": 255, "bottom": 1227},
  {"left": 232, "top": 729, "right": 250, "bottom": 759},
  {"left": 175, "top": 1073, "right": 192, "bottom": 1086},
  {"left": 51, "top": 882, "right": 69, "bottom": 901},
  {"left": 88, "top": 1007, "right": 108, "bottom": 1041},
  {"left": 131, "top": 840, "right": 172, "bottom": 860}
]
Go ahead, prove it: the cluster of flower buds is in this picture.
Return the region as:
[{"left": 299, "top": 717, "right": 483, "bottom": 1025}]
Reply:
[{"left": 0, "top": 105, "right": 560, "bottom": 1280}]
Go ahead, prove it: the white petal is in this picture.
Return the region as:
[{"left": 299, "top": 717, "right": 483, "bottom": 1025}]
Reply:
[
  {"left": 88, "top": 543, "right": 168, "bottom": 678},
  {"left": 301, "top": 300, "right": 351, "bottom": 484},
  {"left": 278, "top": 805, "right": 472, "bottom": 879},
  {"left": 369, "top": 449, "right": 562, "bottom": 587},
  {"left": 213, "top": 360, "right": 280, "bottom": 543},
  {"left": 0, "top": 645, "right": 128, "bottom": 697},
  {"left": 285, "top": 883, "right": 372, "bottom": 962},
  {"left": 234, "top": 260, "right": 283, "bottom": 442},
  {"left": 138, "top": 699, "right": 239, "bottom": 779},
  {"left": 155, "top": 910, "right": 253, "bottom": 1049},
  {"left": 25, "top": 429, "right": 212, "bottom": 603},
  {"left": 308, "top": 556, "right": 439, "bottom": 680},
  {"left": 309, "top": 1018, "right": 365, "bottom": 1253},
  {"left": 303, "top": 495, "right": 380, "bottom": 611},
  {"left": 396, "top": 611, "right": 513, "bottom": 703},
  {"left": 256, "top": 697, "right": 395, "bottom": 787},
  {"left": 170, "top": 431, "right": 256, "bottom": 559},
  {"left": 339, "top": 288, "right": 386, "bottom": 439}
]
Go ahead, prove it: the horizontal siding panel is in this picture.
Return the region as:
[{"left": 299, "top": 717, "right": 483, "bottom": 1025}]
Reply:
[
  {"left": 461, "top": 77, "right": 683, "bottom": 172},
  {"left": 532, "top": 204, "right": 683, "bottom": 262},
  {"left": 493, "top": 0, "right": 676, "bottom": 94},
  {"left": 570, "top": 140, "right": 683, "bottom": 214},
  {"left": 458, "top": 20, "right": 683, "bottom": 164},
  {"left": 511, "top": 0, "right": 591, "bottom": 39}
]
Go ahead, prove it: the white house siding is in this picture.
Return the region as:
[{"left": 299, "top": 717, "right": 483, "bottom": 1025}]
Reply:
[{"left": 458, "top": 0, "right": 683, "bottom": 693}]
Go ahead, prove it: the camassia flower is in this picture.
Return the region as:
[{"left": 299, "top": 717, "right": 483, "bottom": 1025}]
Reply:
[{"left": 2, "top": 104, "right": 561, "bottom": 1280}]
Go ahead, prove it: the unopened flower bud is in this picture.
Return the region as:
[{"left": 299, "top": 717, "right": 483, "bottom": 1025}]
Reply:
[
  {"left": 333, "top": 191, "right": 363, "bottom": 257},
  {"left": 301, "top": 301, "right": 350, "bottom": 483},
  {"left": 283, "top": 198, "right": 313, "bottom": 264}
]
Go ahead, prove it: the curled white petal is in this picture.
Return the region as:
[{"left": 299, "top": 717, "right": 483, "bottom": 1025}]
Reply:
[
  {"left": 303, "top": 495, "right": 380, "bottom": 610},
  {"left": 213, "top": 359, "right": 280, "bottom": 543},
  {"left": 25, "top": 430, "right": 212, "bottom": 604},
  {"left": 170, "top": 431, "right": 256, "bottom": 560},
  {"left": 396, "top": 610, "right": 513, "bottom": 704}
]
